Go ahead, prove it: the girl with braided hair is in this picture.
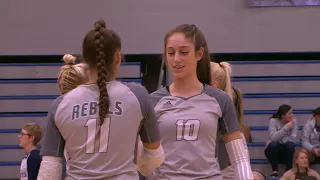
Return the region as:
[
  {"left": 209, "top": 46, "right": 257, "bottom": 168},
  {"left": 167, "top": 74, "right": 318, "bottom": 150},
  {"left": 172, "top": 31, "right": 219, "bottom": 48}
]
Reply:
[{"left": 37, "top": 20, "right": 164, "bottom": 180}]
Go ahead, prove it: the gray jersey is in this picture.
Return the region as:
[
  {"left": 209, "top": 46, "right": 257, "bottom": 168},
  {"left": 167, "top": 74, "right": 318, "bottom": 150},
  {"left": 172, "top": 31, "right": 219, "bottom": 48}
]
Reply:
[
  {"left": 146, "top": 85, "right": 240, "bottom": 180},
  {"left": 40, "top": 81, "right": 160, "bottom": 180}
]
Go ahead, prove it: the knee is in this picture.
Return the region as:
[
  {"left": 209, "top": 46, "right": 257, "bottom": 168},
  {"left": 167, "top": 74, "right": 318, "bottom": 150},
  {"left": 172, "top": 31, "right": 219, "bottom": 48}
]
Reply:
[
  {"left": 284, "top": 141, "right": 296, "bottom": 150},
  {"left": 268, "top": 141, "right": 279, "bottom": 149},
  {"left": 265, "top": 141, "right": 279, "bottom": 154}
]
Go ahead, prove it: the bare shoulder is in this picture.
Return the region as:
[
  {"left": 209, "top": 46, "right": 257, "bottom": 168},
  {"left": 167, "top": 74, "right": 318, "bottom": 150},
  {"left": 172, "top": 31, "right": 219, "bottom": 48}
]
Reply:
[
  {"left": 309, "top": 169, "right": 320, "bottom": 177},
  {"left": 280, "top": 170, "right": 293, "bottom": 179}
]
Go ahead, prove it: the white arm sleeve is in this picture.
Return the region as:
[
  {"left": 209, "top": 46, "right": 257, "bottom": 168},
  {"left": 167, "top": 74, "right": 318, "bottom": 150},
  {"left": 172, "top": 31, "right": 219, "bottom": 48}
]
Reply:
[
  {"left": 225, "top": 138, "right": 253, "bottom": 180},
  {"left": 136, "top": 141, "right": 165, "bottom": 177},
  {"left": 37, "top": 156, "right": 63, "bottom": 180}
]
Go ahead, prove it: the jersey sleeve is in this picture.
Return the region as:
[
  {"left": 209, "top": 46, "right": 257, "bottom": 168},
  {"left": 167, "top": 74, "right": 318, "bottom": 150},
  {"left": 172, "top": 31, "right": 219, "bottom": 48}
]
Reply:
[
  {"left": 125, "top": 83, "right": 160, "bottom": 143},
  {"left": 40, "top": 96, "right": 65, "bottom": 157},
  {"left": 139, "top": 94, "right": 160, "bottom": 143},
  {"left": 204, "top": 85, "right": 240, "bottom": 135},
  {"left": 218, "top": 93, "right": 240, "bottom": 135}
]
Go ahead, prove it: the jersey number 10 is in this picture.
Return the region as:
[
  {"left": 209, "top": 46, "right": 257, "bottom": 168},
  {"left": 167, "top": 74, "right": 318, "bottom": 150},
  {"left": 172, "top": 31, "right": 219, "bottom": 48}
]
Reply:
[
  {"left": 176, "top": 119, "right": 200, "bottom": 141},
  {"left": 85, "top": 117, "right": 111, "bottom": 154}
]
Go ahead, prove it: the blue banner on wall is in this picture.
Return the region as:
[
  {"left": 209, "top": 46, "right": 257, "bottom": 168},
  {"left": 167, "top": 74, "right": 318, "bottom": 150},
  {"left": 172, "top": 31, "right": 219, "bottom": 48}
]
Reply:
[{"left": 248, "top": 0, "right": 320, "bottom": 7}]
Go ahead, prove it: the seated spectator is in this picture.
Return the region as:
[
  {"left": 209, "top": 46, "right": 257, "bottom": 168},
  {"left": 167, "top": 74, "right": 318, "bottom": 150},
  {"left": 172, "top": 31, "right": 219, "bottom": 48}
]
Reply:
[
  {"left": 265, "top": 104, "right": 298, "bottom": 178},
  {"left": 301, "top": 107, "right": 320, "bottom": 165},
  {"left": 280, "top": 148, "right": 320, "bottom": 180},
  {"left": 19, "top": 123, "right": 43, "bottom": 180}
]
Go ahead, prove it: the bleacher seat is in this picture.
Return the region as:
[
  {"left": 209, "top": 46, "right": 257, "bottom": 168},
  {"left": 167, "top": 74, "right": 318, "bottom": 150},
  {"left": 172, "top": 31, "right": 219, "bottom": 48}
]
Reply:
[
  {"left": 0, "top": 62, "right": 142, "bottom": 179},
  {"left": 231, "top": 60, "right": 320, "bottom": 175}
]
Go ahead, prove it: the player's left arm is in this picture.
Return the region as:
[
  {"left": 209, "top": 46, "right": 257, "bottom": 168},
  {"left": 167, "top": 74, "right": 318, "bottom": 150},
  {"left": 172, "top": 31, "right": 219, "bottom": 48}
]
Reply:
[
  {"left": 37, "top": 98, "right": 65, "bottom": 180},
  {"left": 219, "top": 94, "right": 253, "bottom": 180}
]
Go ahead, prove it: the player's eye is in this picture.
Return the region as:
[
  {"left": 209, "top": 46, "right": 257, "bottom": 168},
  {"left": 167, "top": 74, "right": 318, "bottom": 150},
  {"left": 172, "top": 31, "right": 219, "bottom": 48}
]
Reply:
[
  {"left": 180, "top": 51, "right": 189, "bottom": 55},
  {"left": 167, "top": 52, "right": 175, "bottom": 56}
]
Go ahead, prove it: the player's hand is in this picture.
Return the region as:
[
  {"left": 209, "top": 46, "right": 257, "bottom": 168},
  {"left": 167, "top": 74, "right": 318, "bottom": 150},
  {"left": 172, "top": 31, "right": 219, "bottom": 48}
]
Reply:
[
  {"left": 285, "top": 121, "right": 294, "bottom": 129},
  {"left": 312, "top": 148, "right": 320, "bottom": 157},
  {"left": 136, "top": 136, "right": 144, "bottom": 160}
]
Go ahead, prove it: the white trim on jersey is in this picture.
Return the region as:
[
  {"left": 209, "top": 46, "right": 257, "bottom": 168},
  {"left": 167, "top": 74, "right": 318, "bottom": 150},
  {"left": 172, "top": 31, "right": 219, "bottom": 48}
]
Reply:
[
  {"left": 136, "top": 143, "right": 165, "bottom": 176},
  {"left": 37, "top": 156, "right": 63, "bottom": 180},
  {"left": 225, "top": 139, "right": 253, "bottom": 180}
]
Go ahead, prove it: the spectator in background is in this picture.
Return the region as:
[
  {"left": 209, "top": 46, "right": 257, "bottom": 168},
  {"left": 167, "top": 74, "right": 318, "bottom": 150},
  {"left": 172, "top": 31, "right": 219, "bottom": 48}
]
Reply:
[
  {"left": 210, "top": 61, "right": 252, "bottom": 180},
  {"left": 301, "top": 107, "right": 320, "bottom": 165},
  {"left": 18, "top": 123, "right": 43, "bottom": 180},
  {"left": 280, "top": 148, "right": 320, "bottom": 180},
  {"left": 265, "top": 104, "right": 298, "bottom": 178}
]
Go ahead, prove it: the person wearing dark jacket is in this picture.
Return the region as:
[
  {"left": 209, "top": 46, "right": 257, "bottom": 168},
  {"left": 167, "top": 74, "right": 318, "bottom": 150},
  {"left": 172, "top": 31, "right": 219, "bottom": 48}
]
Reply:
[{"left": 18, "top": 123, "right": 43, "bottom": 180}]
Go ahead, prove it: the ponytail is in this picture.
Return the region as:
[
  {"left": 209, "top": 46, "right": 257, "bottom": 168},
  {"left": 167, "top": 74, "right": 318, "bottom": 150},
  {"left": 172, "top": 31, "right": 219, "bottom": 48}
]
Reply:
[
  {"left": 82, "top": 19, "right": 121, "bottom": 126},
  {"left": 219, "top": 62, "right": 233, "bottom": 101},
  {"left": 210, "top": 61, "right": 244, "bottom": 126},
  {"left": 271, "top": 104, "right": 292, "bottom": 120},
  {"left": 94, "top": 20, "right": 110, "bottom": 126},
  {"left": 233, "top": 87, "right": 244, "bottom": 127},
  {"left": 271, "top": 113, "right": 280, "bottom": 119}
]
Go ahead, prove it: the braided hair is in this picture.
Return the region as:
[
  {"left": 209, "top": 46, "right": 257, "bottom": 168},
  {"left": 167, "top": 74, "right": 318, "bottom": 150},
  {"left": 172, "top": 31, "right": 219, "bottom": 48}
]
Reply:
[{"left": 82, "top": 20, "right": 121, "bottom": 126}]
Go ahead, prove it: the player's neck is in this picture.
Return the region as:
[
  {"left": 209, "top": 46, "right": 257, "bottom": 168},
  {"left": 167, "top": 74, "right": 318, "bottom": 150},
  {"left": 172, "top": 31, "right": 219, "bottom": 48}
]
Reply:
[
  {"left": 24, "top": 144, "right": 37, "bottom": 155},
  {"left": 87, "top": 68, "right": 115, "bottom": 84},
  {"left": 170, "top": 75, "right": 203, "bottom": 98}
]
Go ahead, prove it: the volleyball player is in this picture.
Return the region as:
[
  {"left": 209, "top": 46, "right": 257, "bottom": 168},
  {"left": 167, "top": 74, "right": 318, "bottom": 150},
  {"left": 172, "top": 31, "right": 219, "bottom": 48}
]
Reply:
[
  {"left": 37, "top": 20, "right": 164, "bottom": 180},
  {"left": 210, "top": 61, "right": 251, "bottom": 179},
  {"left": 57, "top": 53, "right": 155, "bottom": 177},
  {"left": 145, "top": 24, "right": 252, "bottom": 180}
]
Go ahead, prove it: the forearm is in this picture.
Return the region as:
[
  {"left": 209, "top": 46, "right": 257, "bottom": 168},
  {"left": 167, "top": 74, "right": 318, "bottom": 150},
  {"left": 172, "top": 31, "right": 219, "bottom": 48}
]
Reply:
[
  {"left": 37, "top": 156, "right": 63, "bottom": 180},
  {"left": 225, "top": 138, "right": 253, "bottom": 180},
  {"left": 269, "top": 127, "right": 288, "bottom": 141}
]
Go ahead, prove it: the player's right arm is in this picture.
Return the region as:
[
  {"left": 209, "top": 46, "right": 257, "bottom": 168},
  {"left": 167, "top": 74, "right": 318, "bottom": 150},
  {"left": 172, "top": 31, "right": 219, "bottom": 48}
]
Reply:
[
  {"left": 37, "top": 97, "right": 65, "bottom": 180},
  {"left": 130, "top": 84, "right": 164, "bottom": 176},
  {"left": 217, "top": 92, "right": 253, "bottom": 180}
]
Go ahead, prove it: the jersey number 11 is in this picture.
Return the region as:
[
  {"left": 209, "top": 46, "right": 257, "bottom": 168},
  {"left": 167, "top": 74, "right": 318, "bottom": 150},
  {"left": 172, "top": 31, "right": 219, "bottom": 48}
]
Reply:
[{"left": 85, "top": 117, "right": 111, "bottom": 154}]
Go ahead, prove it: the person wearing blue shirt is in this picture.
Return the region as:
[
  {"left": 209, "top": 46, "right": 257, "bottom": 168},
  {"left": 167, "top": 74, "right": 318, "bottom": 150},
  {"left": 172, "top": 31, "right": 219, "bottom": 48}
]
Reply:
[{"left": 18, "top": 123, "right": 43, "bottom": 180}]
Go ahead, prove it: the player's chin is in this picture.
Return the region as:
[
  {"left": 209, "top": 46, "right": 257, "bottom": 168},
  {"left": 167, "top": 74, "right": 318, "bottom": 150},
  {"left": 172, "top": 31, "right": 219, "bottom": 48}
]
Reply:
[{"left": 173, "top": 73, "right": 186, "bottom": 79}]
